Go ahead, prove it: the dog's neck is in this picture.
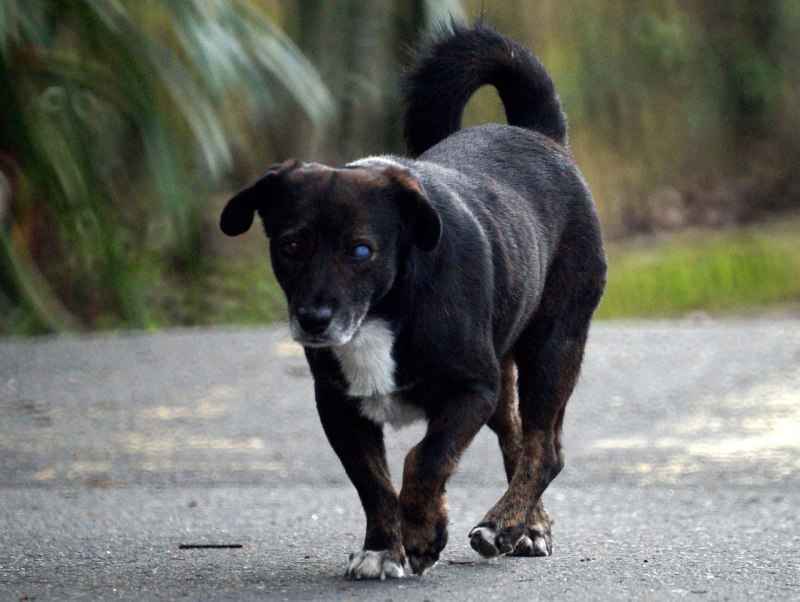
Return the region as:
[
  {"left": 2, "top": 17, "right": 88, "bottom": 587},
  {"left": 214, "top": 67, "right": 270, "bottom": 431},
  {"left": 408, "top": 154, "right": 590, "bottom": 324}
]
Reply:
[{"left": 333, "top": 318, "right": 396, "bottom": 398}]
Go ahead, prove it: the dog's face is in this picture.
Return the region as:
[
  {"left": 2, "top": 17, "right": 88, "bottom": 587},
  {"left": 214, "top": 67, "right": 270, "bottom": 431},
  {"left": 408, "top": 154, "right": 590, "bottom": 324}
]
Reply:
[{"left": 220, "top": 160, "right": 441, "bottom": 347}]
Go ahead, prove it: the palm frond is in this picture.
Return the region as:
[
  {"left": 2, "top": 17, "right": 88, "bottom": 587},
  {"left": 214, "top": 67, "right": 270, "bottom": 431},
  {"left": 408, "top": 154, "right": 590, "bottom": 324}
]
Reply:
[{"left": 0, "top": 0, "right": 334, "bottom": 330}]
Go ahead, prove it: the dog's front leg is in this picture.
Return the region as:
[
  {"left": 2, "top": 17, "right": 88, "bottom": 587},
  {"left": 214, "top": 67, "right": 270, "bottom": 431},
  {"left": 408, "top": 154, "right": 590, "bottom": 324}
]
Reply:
[
  {"left": 315, "top": 381, "right": 405, "bottom": 579},
  {"left": 399, "top": 386, "right": 497, "bottom": 575}
]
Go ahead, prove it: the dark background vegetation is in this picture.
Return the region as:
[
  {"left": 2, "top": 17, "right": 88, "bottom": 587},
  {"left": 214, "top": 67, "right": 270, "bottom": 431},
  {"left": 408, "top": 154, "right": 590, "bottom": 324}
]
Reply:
[{"left": 1, "top": 0, "right": 799, "bottom": 334}]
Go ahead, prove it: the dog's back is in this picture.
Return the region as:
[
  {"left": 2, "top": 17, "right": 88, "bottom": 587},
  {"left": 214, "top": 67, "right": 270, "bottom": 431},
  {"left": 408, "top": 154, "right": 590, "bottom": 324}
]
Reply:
[{"left": 394, "top": 24, "right": 604, "bottom": 358}]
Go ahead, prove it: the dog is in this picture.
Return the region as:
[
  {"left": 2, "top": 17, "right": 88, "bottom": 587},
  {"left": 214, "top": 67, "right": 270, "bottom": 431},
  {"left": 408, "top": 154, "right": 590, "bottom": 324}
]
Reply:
[{"left": 220, "top": 24, "right": 606, "bottom": 579}]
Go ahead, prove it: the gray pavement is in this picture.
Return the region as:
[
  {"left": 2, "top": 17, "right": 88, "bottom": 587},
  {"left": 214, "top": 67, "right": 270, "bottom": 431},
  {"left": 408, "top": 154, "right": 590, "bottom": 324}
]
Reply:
[{"left": 1, "top": 321, "right": 798, "bottom": 600}]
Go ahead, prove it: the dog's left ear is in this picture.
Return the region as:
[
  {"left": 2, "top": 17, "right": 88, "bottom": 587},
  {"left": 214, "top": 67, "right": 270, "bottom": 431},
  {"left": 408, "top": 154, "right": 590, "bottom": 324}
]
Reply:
[
  {"left": 384, "top": 166, "right": 442, "bottom": 252},
  {"left": 220, "top": 160, "right": 301, "bottom": 236}
]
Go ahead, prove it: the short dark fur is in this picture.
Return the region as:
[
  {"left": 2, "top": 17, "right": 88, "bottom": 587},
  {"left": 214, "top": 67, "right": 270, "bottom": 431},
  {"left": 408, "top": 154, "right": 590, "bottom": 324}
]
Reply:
[
  {"left": 403, "top": 23, "right": 568, "bottom": 155},
  {"left": 220, "top": 23, "right": 606, "bottom": 578}
]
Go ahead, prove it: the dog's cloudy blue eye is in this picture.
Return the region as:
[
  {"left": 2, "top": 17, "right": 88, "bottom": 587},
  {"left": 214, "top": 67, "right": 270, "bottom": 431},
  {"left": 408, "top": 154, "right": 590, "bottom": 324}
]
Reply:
[{"left": 350, "top": 244, "right": 372, "bottom": 261}]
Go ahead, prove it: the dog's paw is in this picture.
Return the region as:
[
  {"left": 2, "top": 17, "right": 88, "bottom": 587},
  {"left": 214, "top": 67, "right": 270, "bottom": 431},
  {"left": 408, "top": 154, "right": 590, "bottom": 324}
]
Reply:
[
  {"left": 402, "top": 516, "right": 448, "bottom": 576},
  {"left": 405, "top": 547, "right": 439, "bottom": 576},
  {"left": 345, "top": 549, "right": 407, "bottom": 580},
  {"left": 507, "top": 527, "right": 552, "bottom": 557},
  {"left": 468, "top": 523, "right": 527, "bottom": 558}
]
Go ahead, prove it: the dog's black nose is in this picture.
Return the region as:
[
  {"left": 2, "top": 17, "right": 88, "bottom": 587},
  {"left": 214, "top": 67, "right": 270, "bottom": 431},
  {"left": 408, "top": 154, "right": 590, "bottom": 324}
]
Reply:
[{"left": 296, "top": 306, "right": 333, "bottom": 335}]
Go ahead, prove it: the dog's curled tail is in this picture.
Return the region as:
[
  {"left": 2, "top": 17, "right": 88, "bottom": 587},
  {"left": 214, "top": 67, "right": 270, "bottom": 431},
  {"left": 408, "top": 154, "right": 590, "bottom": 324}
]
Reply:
[{"left": 403, "top": 23, "right": 567, "bottom": 157}]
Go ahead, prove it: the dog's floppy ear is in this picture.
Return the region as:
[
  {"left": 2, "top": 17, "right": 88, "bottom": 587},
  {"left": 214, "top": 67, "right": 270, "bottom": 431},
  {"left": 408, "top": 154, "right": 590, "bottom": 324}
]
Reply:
[
  {"left": 220, "top": 160, "right": 301, "bottom": 236},
  {"left": 384, "top": 166, "right": 441, "bottom": 252}
]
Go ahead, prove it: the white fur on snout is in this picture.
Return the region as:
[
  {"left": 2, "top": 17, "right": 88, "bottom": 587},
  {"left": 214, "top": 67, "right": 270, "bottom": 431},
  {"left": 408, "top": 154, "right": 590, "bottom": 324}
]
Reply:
[
  {"left": 333, "top": 319, "right": 425, "bottom": 428},
  {"left": 346, "top": 550, "right": 405, "bottom": 580},
  {"left": 289, "top": 314, "right": 361, "bottom": 347}
]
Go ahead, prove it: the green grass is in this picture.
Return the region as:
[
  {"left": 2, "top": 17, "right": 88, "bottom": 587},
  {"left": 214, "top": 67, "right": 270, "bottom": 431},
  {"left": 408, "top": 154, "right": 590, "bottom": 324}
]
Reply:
[
  {"left": 597, "top": 217, "right": 800, "bottom": 319},
  {"left": 151, "top": 258, "right": 287, "bottom": 328},
  {"left": 147, "top": 216, "right": 800, "bottom": 327},
  {"left": 4, "top": 219, "right": 800, "bottom": 335}
]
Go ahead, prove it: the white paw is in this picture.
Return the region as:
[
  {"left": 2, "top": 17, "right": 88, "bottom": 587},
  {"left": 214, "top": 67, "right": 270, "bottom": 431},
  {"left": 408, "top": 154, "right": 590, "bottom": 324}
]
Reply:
[{"left": 345, "top": 549, "right": 406, "bottom": 580}]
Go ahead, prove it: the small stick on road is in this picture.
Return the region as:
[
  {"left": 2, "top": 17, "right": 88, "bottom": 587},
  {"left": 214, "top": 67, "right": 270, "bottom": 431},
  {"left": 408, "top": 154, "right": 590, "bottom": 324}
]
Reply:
[{"left": 178, "top": 543, "right": 243, "bottom": 549}]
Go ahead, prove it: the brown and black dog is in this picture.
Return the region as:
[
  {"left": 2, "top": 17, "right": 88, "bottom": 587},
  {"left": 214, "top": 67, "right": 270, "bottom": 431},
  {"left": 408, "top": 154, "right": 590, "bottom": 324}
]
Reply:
[{"left": 220, "top": 24, "right": 606, "bottom": 579}]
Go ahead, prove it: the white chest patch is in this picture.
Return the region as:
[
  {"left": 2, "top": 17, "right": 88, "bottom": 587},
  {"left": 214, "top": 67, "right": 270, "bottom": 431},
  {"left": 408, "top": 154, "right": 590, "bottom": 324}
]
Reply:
[{"left": 332, "top": 319, "right": 424, "bottom": 428}]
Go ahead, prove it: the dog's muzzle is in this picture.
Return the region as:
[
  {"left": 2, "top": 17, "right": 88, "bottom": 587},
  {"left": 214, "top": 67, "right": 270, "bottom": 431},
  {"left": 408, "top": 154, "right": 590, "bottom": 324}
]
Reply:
[{"left": 290, "top": 305, "right": 368, "bottom": 348}]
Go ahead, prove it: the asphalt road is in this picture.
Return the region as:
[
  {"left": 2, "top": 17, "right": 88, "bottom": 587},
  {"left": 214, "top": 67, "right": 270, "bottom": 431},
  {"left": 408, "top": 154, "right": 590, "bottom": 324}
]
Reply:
[{"left": 1, "top": 321, "right": 798, "bottom": 600}]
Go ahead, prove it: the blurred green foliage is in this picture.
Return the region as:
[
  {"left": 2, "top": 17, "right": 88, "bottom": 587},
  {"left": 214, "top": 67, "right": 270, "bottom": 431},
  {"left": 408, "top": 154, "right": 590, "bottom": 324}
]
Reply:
[
  {"left": 0, "top": 0, "right": 333, "bottom": 333},
  {"left": 597, "top": 217, "right": 800, "bottom": 318},
  {"left": 473, "top": 0, "right": 800, "bottom": 234},
  {"left": 1, "top": 0, "right": 799, "bottom": 334}
]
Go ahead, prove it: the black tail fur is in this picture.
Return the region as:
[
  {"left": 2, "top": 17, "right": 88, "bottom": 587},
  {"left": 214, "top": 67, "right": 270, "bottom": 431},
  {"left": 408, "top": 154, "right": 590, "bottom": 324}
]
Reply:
[{"left": 403, "top": 23, "right": 567, "bottom": 157}]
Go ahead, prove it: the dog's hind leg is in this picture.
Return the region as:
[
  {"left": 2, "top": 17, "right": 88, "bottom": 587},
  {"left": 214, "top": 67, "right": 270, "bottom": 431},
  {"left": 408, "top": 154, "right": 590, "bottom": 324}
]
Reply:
[
  {"left": 470, "top": 239, "right": 606, "bottom": 558},
  {"left": 486, "top": 356, "right": 522, "bottom": 483},
  {"left": 486, "top": 361, "right": 555, "bottom": 557},
  {"left": 469, "top": 314, "right": 590, "bottom": 557}
]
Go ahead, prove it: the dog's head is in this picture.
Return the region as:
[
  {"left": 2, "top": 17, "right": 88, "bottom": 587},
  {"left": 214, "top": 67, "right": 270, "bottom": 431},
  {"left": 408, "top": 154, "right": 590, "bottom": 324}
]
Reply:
[{"left": 220, "top": 160, "right": 441, "bottom": 347}]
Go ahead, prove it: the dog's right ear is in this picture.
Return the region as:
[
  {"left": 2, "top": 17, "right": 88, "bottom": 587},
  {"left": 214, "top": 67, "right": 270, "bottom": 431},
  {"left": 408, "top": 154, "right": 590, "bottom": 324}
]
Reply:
[{"left": 220, "top": 160, "right": 300, "bottom": 236}]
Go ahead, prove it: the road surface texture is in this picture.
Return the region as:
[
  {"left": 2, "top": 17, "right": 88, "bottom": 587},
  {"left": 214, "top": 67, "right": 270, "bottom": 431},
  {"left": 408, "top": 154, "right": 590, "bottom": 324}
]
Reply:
[{"left": 1, "top": 321, "right": 798, "bottom": 600}]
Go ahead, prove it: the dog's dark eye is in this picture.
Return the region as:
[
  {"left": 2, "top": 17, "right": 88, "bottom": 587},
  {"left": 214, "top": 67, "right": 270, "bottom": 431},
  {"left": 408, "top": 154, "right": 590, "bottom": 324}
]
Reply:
[
  {"left": 348, "top": 243, "right": 373, "bottom": 262},
  {"left": 280, "top": 238, "right": 302, "bottom": 258}
]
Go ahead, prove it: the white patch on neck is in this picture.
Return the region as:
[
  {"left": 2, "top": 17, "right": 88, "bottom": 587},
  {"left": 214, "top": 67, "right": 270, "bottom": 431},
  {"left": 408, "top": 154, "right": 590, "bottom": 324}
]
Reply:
[
  {"left": 333, "top": 319, "right": 396, "bottom": 398},
  {"left": 332, "top": 319, "right": 424, "bottom": 428}
]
